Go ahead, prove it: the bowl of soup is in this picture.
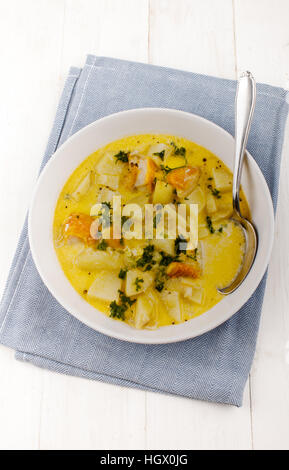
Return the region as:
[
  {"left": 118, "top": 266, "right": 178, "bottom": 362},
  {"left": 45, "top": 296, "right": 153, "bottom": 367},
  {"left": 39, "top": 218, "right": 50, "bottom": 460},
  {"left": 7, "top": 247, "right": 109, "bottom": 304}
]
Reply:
[{"left": 29, "top": 108, "right": 274, "bottom": 343}]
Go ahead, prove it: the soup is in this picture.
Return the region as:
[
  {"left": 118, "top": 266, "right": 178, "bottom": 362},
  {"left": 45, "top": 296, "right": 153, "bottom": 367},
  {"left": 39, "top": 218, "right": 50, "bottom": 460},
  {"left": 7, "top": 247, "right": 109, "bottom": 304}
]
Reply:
[{"left": 53, "top": 135, "right": 249, "bottom": 329}]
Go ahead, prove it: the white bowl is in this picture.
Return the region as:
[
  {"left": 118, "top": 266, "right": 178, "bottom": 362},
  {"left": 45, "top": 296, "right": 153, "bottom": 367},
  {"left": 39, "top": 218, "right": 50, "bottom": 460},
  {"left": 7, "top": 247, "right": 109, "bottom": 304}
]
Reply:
[{"left": 29, "top": 108, "right": 274, "bottom": 344}]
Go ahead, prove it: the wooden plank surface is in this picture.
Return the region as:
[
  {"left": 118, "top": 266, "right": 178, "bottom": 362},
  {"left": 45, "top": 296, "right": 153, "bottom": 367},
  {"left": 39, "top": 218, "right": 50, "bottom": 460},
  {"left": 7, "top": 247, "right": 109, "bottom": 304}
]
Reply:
[{"left": 0, "top": 0, "right": 288, "bottom": 450}]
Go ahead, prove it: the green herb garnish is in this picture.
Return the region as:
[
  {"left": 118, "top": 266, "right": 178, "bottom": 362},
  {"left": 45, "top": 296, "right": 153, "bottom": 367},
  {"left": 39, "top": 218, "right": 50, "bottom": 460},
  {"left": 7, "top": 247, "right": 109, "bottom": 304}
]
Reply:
[
  {"left": 136, "top": 244, "right": 156, "bottom": 270},
  {"left": 109, "top": 301, "right": 127, "bottom": 320},
  {"left": 109, "top": 290, "right": 136, "bottom": 321},
  {"left": 114, "top": 150, "right": 129, "bottom": 163},
  {"left": 170, "top": 141, "right": 186, "bottom": 157},
  {"left": 175, "top": 235, "right": 187, "bottom": 254},
  {"left": 135, "top": 277, "right": 144, "bottom": 292},
  {"left": 118, "top": 268, "right": 127, "bottom": 279},
  {"left": 97, "top": 239, "right": 108, "bottom": 251},
  {"left": 153, "top": 150, "right": 165, "bottom": 160},
  {"left": 206, "top": 216, "right": 215, "bottom": 234},
  {"left": 119, "top": 290, "right": 136, "bottom": 307},
  {"left": 159, "top": 251, "right": 179, "bottom": 266},
  {"left": 207, "top": 184, "right": 221, "bottom": 198}
]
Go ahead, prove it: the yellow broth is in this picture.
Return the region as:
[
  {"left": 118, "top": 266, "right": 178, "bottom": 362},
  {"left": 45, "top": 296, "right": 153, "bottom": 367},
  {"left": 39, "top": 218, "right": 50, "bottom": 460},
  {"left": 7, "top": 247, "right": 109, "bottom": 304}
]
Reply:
[{"left": 53, "top": 135, "right": 249, "bottom": 329}]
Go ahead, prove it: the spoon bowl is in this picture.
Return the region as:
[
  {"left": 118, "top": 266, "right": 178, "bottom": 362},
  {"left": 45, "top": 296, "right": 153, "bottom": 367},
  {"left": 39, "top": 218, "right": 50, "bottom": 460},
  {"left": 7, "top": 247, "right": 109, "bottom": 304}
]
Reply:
[
  {"left": 218, "top": 71, "right": 258, "bottom": 295},
  {"left": 218, "top": 213, "right": 258, "bottom": 295}
]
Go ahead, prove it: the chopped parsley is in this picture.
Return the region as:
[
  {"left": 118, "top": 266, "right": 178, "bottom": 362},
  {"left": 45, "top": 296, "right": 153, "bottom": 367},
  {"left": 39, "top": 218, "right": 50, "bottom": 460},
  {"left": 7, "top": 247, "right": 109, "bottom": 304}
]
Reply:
[
  {"left": 174, "top": 146, "right": 186, "bottom": 156},
  {"left": 187, "top": 248, "right": 198, "bottom": 261},
  {"left": 155, "top": 267, "right": 167, "bottom": 292},
  {"left": 101, "top": 201, "right": 112, "bottom": 209},
  {"left": 153, "top": 150, "right": 165, "bottom": 160},
  {"left": 109, "top": 290, "right": 136, "bottom": 321},
  {"left": 121, "top": 215, "right": 129, "bottom": 225},
  {"left": 114, "top": 150, "right": 129, "bottom": 163},
  {"left": 97, "top": 239, "right": 108, "bottom": 251},
  {"left": 118, "top": 268, "right": 127, "bottom": 279},
  {"left": 159, "top": 251, "right": 179, "bottom": 266},
  {"left": 109, "top": 301, "right": 127, "bottom": 320},
  {"left": 153, "top": 211, "right": 162, "bottom": 229},
  {"left": 175, "top": 235, "right": 188, "bottom": 254},
  {"left": 211, "top": 188, "right": 221, "bottom": 198},
  {"left": 134, "top": 277, "right": 144, "bottom": 292},
  {"left": 170, "top": 141, "right": 186, "bottom": 157},
  {"left": 207, "top": 184, "right": 221, "bottom": 199},
  {"left": 160, "top": 164, "right": 173, "bottom": 174},
  {"left": 119, "top": 290, "right": 136, "bottom": 307},
  {"left": 155, "top": 278, "right": 165, "bottom": 292},
  {"left": 136, "top": 244, "right": 156, "bottom": 270},
  {"left": 206, "top": 216, "right": 215, "bottom": 234}
]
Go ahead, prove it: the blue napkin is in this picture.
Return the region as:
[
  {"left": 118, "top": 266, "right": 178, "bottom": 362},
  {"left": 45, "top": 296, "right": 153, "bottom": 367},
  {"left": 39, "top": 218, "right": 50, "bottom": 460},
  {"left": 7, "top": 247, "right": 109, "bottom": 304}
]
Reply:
[{"left": 0, "top": 56, "right": 288, "bottom": 406}]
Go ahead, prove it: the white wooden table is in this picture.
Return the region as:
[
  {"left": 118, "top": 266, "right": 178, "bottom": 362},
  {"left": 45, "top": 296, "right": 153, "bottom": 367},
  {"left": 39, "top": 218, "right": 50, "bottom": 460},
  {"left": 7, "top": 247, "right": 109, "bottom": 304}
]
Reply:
[{"left": 0, "top": 0, "right": 289, "bottom": 450}]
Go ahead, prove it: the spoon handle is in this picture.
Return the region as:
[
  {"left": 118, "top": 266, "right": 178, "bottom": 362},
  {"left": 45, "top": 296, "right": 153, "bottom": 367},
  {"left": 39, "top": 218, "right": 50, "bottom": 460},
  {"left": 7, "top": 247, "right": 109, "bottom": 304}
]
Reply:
[{"left": 233, "top": 71, "right": 256, "bottom": 214}]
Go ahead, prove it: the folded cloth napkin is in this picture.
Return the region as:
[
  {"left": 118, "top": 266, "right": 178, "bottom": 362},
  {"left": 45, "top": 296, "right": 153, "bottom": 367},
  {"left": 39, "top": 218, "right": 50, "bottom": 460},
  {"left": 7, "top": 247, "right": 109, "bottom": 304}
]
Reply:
[{"left": 0, "top": 56, "right": 288, "bottom": 406}]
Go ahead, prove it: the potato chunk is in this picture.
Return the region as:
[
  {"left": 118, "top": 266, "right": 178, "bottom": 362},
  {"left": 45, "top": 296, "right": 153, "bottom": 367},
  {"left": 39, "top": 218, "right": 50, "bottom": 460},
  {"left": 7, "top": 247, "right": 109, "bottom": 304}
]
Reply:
[
  {"left": 134, "top": 294, "right": 154, "bottom": 329},
  {"left": 212, "top": 168, "right": 232, "bottom": 191},
  {"left": 206, "top": 193, "right": 217, "bottom": 214},
  {"left": 96, "top": 152, "right": 124, "bottom": 175},
  {"left": 181, "top": 187, "right": 205, "bottom": 213},
  {"left": 160, "top": 290, "right": 181, "bottom": 322},
  {"left": 95, "top": 174, "right": 119, "bottom": 190},
  {"left": 125, "top": 269, "right": 154, "bottom": 296},
  {"left": 87, "top": 271, "right": 122, "bottom": 302},
  {"left": 76, "top": 249, "right": 124, "bottom": 270},
  {"left": 72, "top": 171, "right": 93, "bottom": 201},
  {"left": 153, "top": 181, "right": 174, "bottom": 204},
  {"left": 181, "top": 280, "right": 204, "bottom": 304}
]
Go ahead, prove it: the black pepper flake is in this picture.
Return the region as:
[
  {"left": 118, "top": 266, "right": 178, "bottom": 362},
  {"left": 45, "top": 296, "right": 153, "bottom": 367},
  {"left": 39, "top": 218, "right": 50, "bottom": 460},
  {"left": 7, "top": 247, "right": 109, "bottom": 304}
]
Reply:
[
  {"left": 83, "top": 289, "right": 88, "bottom": 294},
  {"left": 203, "top": 158, "right": 207, "bottom": 162}
]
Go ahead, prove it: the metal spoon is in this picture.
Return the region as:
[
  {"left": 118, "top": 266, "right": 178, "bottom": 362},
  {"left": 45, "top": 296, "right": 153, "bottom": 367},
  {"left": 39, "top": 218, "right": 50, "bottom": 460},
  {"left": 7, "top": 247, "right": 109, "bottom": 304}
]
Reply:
[{"left": 218, "top": 71, "right": 258, "bottom": 295}]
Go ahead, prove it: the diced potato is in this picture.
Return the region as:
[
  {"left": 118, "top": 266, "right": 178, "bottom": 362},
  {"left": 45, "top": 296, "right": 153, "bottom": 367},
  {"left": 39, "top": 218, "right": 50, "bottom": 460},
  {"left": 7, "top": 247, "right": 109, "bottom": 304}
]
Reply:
[
  {"left": 212, "top": 168, "right": 232, "bottom": 191},
  {"left": 181, "top": 299, "right": 196, "bottom": 318},
  {"left": 96, "top": 187, "right": 117, "bottom": 204},
  {"left": 181, "top": 279, "right": 204, "bottom": 304},
  {"left": 153, "top": 181, "right": 174, "bottom": 204},
  {"left": 125, "top": 269, "right": 154, "bottom": 296},
  {"left": 134, "top": 294, "right": 154, "bottom": 329},
  {"left": 71, "top": 171, "right": 92, "bottom": 201},
  {"left": 160, "top": 290, "right": 181, "bottom": 322},
  {"left": 206, "top": 193, "right": 217, "bottom": 214},
  {"left": 96, "top": 152, "right": 124, "bottom": 175},
  {"left": 76, "top": 248, "right": 124, "bottom": 271},
  {"left": 181, "top": 187, "right": 205, "bottom": 213},
  {"left": 182, "top": 285, "right": 193, "bottom": 298},
  {"left": 87, "top": 270, "right": 122, "bottom": 302},
  {"left": 152, "top": 238, "right": 175, "bottom": 256},
  {"left": 190, "top": 286, "right": 204, "bottom": 304},
  {"left": 95, "top": 174, "right": 119, "bottom": 190}
]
